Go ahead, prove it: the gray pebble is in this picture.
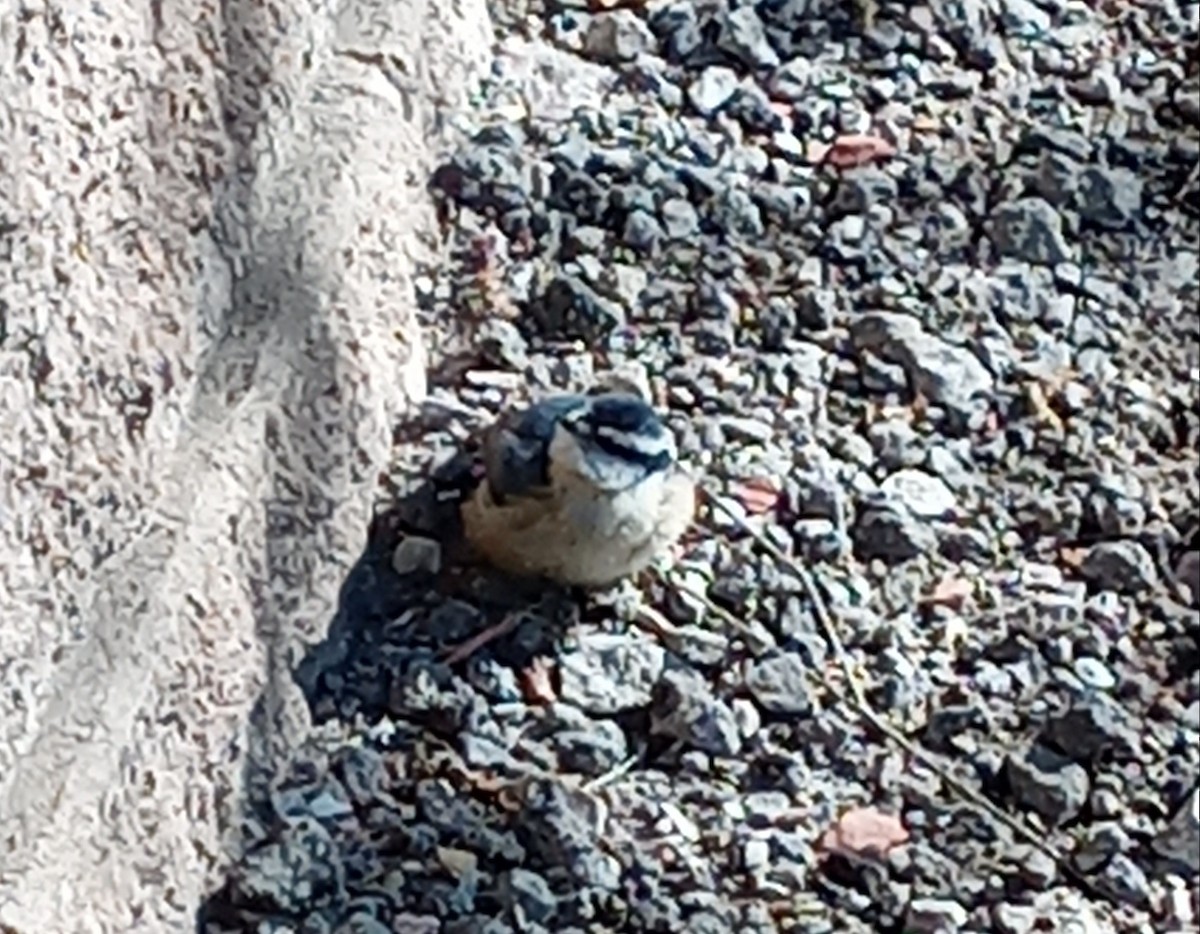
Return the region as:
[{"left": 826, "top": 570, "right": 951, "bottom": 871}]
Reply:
[
  {"left": 853, "top": 498, "right": 937, "bottom": 563},
  {"left": 850, "top": 312, "right": 995, "bottom": 425},
  {"left": 906, "top": 898, "right": 969, "bottom": 933},
  {"left": 583, "top": 11, "right": 655, "bottom": 64},
  {"left": 1017, "top": 847, "right": 1058, "bottom": 889},
  {"left": 987, "top": 197, "right": 1074, "bottom": 265},
  {"left": 879, "top": 468, "right": 958, "bottom": 519},
  {"left": 660, "top": 196, "right": 701, "bottom": 239},
  {"left": 477, "top": 318, "right": 529, "bottom": 370},
  {"left": 992, "top": 902, "right": 1037, "bottom": 934},
  {"left": 1099, "top": 853, "right": 1151, "bottom": 907},
  {"left": 1153, "top": 788, "right": 1200, "bottom": 874},
  {"left": 1007, "top": 744, "right": 1090, "bottom": 824},
  {"left": 533, "top": 274, "right": 625, "bottom": 341},
  {"left": 558, "top": 632, "right": 665, "bottom": 714},
  {"left": 392, "top": 535, "right": 443, "bottom": 577},
  {"left": 1072, "top": 656, "right": 1117, "bottom": 691},
  {"left": 651, "top": 667, "right": 743, "bottom": 756},
  {"left": 1077, "top": 166, "right": 1142, "bottom": 230},
  {"left": 1080, "top": 540, "right": 1159, "bottom": 594},
  {"left": 745, "top": 652, "right": 813, "bottom": 715},
  {"left": 497, "top": 868, "right": 558, "bottom": 926},
  {"left": 1040, "top": 696, "right": 1139, "bottom": 761},
  {"left": 717, "top": 6, "right": 779, "bottom": 68},
  {"left": 688, "top": 67, "right": 741, "bottom": 117}
]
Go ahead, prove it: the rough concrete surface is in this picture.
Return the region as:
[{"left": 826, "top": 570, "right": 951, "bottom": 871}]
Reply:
[{"left": 0, "top": 0, "right": 492, "bottom": 930}]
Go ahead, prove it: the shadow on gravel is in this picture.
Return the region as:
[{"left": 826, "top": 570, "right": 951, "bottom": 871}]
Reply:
[{"left": 194, "top": 455, "right": 585, "bottom": 931}]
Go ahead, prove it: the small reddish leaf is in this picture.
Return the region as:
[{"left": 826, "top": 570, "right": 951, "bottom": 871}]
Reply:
[
  {"left": 1059, "top": 546, "right": 1087, "bottom": 571},
  {"left": 733, "top": 477, "right": 781, "bottom": 515},
  {"left": 922, "top": 576, "right": 972, "bottom": 609},
  {"left": 819, "top": 133, "right": 898, "bottom": 169},
  {"left": 817, "top": 806, "right": 909, "bottom": 860},
  {"left": 520, "top": 657, "right": 557, "bottom": 704}
]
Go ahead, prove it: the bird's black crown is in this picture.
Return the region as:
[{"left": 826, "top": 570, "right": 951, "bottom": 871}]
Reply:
[{"left": 563, "top": 393, "right": 675, "bottom": 474}]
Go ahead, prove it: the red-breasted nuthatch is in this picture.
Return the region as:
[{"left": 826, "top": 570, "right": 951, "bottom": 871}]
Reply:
[{"left": 461, "top": 392, "right": 696, "bottom": 587}]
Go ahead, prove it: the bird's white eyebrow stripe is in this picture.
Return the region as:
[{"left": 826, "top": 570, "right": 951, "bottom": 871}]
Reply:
[{"left": 594, "top": 424, "right": 674, "bottom": 457}]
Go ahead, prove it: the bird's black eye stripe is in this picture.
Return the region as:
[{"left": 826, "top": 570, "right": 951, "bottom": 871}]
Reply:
[{"left": 589, "top": 431, "right": 673, "bottom": 473}]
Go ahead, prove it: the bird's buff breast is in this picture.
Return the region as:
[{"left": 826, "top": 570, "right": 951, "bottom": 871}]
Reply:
[{"left": 462, "top": 472, "right": 691, "bottom": 586}]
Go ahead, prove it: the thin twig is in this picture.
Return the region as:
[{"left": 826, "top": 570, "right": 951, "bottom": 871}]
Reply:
[{"left": 583, "top": 753, "right": 640, "bottom": 792}]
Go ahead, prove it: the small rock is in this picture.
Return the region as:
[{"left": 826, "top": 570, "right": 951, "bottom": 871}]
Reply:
[
  {"left": 1098, "top": 853, "right": 1151, "bottom": 907},
  {"left": 717, "top": 6, "right": 780, "bottom": 69},
  {"left": 732, "top": 697, "right": 762, "bottom": 739},
  {"left": 727, "top": 84, "right": 784, "bottom": 134},
  {"left": 745, "top": 653, "right": 813, "bottom": 715},
  {"left": 391, "top": 915, "right": 440, "bottom": 934},
  {"left": 1163, "top": 877, "right": 1197, "bottom": 928},
  {"left": 853, "top": 498, "right": 937, "bottom": 563},
  {"left": 1074, "top": 822, "right": 1130, "bottom": 872},
  {"left": 477, "top": 318, "right": 529, "bottom": 369},
  {"left": 533, "top": 274, "right": 625, "bottom": 341},
  {"left": 1007, "top": 744, "right": 1090, "bottom": 824},
  {"left": 1080, "top": 541, "right": 1158, "bottom": 593},
  {"left": 992, "top": 902, "right": 1037, "bottom": 934},
  {"left": 1090, "top": 786, "right": 1123, "bottom": 819},
  {"left": 743, "top": 837, "right": 771, "bottom": 871},
  {"left": 879, "top": 469, "right": 958, "bottom": 519},
  {"left": 583, "top": 10, "right": 655, "bottom": 64},
  {"left": 340, "top": 912, "right": 394, "bottom": 934},
  {"left": 1016, "top": 847, "right": 1058, "bottom": 889},
  {"left": 436, "top": 144, "right": 531, "bottom": 215},
  {"left": 768, "top": 58, "right": 813, "bottom": 101},
  {"left": 689, "top": 66, "right": 741, "bottom": 117},
  {"left": 623, "top": 209, "right": 662, "bottom": 252},
  {"left": 1072, "top": 657, "right": 1116, "bottom": 691},
  {"left": 1040, "top": 696, "right": 1139, "bottom": 761},
  {"left": 792, "top": 518, "right": 844, "bottom": 563},
  {"left": 998, "top": 0, "right": 1051, "bottom": 33},
  {"left": 1076, "top": 166, "right": 1142, "bottom": 231},
  {"left": 1173, "top": 551, "right": 1199, "bottom": 604},
  {"left": 987, "top": 197, "right": 1073, "bottom": 265},
  {"left": 231, "top": 818, "right": 341, "bottom": 913},
  {"left": 1153, "top": 788, "right": 1200, "bottom": 874},
  {"left": 392, "top": 535, "right": 442, "bottom": 576},
  {"left": 497, "top": 868, "right": 558, "bottom": 926},
  {"left": 651, "top": 1, "right": 703, "bottom": 62},
  {"left": 869, "top": 419, "right": 926, "bottom": 471},
  {"left": 651, "top": 667, "right": 743, "bottom": 756},
  {"left": 558, "top": 632, "right": 665, "bottom": 714},
  {"left": 906, "top": 897, "right": 969, "bottom": 932},
  {"left": 550, "top": 720, "right": 629, "bottom": 776},
  {"left": 660, "top": 196, "right": 701, "bottom": 239},
  {"left": 720, "top": 415, "right": 774, "bottom": 444},
  {"left": 850, "top": 312, "right": 995, "bottom": 425}
]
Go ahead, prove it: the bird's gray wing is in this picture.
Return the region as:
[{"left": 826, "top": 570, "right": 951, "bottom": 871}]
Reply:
[{"left": 482, "top": 394, "right": 588, "bottom": 504}]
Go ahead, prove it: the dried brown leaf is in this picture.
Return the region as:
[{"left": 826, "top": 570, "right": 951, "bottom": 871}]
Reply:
[
  {"left": 733, "top": 477, "right": 781, "bottom": 515},
  {"left": 520, "top": 656, "right": 557, "bottom": 705},
  {"left": 922, "top": 575, "right": 972, "bottom": 609},
  {"left": 1059, "top": 546, "right": 1087, "bottom": 571}
]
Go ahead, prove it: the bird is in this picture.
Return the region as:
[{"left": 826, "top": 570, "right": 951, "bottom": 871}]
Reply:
[{"left": 460, "top": 391, "right": 696, "bottom": 588}]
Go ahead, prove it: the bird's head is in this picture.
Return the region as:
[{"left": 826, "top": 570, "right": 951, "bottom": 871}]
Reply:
[{"left": 550, "top": 393, "right": 678, "bottom": 493}]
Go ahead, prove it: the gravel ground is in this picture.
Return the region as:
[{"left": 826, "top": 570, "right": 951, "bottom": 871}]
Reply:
[{"left": 199, "top": 1, "right": 1199, "bottom": 932}]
